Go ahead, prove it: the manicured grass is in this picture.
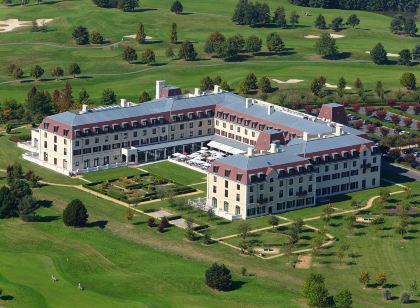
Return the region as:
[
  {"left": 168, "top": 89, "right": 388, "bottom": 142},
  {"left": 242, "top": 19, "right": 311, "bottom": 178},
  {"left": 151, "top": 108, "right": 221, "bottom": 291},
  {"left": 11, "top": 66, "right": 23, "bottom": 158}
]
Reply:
[
  {"left": 141, "top": 161, "right": 206, "bottom": 185},
  {"left": 82, "top": 166, "right": 143, "bottom": 182},
  {"left": 0, "top": 0, "right": 418, "bottom": 103}
]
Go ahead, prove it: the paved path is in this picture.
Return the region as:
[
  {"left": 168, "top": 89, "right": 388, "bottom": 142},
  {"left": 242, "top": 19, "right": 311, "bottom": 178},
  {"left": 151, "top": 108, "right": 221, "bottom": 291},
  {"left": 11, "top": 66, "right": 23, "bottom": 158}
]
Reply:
[{"left": 382, "top": 161, "right": 420, "bottom": 181}]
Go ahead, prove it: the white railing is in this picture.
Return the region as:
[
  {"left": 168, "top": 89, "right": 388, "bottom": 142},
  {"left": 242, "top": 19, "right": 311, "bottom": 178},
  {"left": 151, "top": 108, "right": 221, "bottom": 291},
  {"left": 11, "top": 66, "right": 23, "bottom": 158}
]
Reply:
[
  {"left": 22, "top": 153, "right": 71, "bottom": 176},
  {"left": 75, "top": 162, "right": 128, "bottom": 175},
  {"left": 188, "top": 197, "right": 242, "bottom": 221},
  {"left": 168, "top": 158, "right": 209, "bottom": 174},
  {"left": 17, "top": 141, "right": 38, "bottom": 153}
]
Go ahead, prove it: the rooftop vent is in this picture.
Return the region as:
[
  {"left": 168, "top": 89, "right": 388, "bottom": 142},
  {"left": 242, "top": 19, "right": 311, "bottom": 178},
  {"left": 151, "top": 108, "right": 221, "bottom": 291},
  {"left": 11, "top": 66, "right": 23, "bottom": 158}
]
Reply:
[{"left": 81, "top": 104, "right": 88, "bottom": 113}]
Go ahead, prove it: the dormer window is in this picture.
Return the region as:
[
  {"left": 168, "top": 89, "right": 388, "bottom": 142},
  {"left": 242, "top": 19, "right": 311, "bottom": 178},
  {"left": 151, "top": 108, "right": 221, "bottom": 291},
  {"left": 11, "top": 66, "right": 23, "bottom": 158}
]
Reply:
[
  {"left": 224, "top": 169, "right": 231, "bottom": 177},
  {"left": 103, "top": 125, "right": 110, "bottom": 132},
  {"left": 122, "top": 122, "right": 129, "bottom": 129},
  {"left": 94, "top": 127, "right": 100, "bottom": 134},
  {"left": 43, "top": 123, "right": 49, "bottom": 129},
  {"left": 83, "top": 128, "right": 90, "bottom": 135},
  {"left": 53, "top": 126, "right": 59, "bottom": 133},
  {"left": 131, "top": 121, "right": 139, "bottom": 128},
  {"left": 63, "top": 129, "right": 69, "bottom": 136}
]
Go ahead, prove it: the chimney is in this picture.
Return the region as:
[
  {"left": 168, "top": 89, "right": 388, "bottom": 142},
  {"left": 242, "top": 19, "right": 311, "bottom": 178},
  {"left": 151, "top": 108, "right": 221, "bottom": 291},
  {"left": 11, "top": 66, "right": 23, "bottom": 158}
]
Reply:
[
  {"left": 81, "top": 104, "right": 88, "bottom": 113},
  {"left": 156, "top": 80, "right": 165, "bottom": 99},
  {"left": 214, "top": 85, "right": 221, "bottom": 94},
  {"left": 335, "top": 124, "right": 343, "bottom": 136},
  {"left": 303, "top": 132, "right": 309, "bottom": 141},
  {"left": 269, "top": 143, "right": 278, "bottom": 154},
  {"left": 267, "top": 105, "right": 274, "bottom": 115},
  {"left": 120, "top": 98, "right": 127, "bottom": 107},
  {"left": 247, "top": 147, "right": 254, "bottom": 157},
  {"left": 194, "top": 88, "right": 201, "bottom": 96},
  {"left": 245, "top": 98, "right": 252, "bottom": 109}
]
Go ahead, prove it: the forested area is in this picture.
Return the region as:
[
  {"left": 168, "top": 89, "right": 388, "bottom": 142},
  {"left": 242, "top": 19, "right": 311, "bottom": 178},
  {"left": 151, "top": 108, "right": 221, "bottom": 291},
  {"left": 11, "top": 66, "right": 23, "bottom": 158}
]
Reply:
[{"left": 289, "top": 0, "right": 419, "bottom": 12}]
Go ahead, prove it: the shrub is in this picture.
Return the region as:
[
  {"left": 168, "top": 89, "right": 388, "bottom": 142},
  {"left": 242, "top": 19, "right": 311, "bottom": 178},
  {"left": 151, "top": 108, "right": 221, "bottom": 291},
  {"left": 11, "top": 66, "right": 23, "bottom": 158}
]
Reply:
[
  {"left": 400, "top": 291, "right": 410, "bottom": 304},
  {"left": 403, "top": 118, "right": 412, "bottom": 127},
  {"left": 383, "top": 289, "right": 392, "bottom": 300},
  {"left": 365, "top": 106, "right": 376, "bottom": 116},
  {"left": 400, "top": 102, "right": 409, "bottom": 111},
  {"left": 62, "top": 199, "right": 88, "bottom": 227},
  {"left": 147, "top": 217, "right": 155, "bottom": 227},
  {"left": 157, "top": 223, "right": 165, "bottom": 233},
  {"left": 334, "top": 289, "right": 352, "bottom": 308},
  {"left": 205, "top": 263, "right": 232, "bottom": 291}
]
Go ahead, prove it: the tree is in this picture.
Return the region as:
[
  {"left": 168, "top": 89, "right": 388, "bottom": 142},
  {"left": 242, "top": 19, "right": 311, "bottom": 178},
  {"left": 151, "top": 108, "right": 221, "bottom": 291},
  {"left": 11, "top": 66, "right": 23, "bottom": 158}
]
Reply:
[
  {"left": 244, "top": 35, "right": 262, "bottom": 53},
  {"left": 266, "top": 32, "right": 285, "bottom": 53},
  {"left": 310, "top": 77, "right": 324, "bottom": 97},
  {"left": 238, "top": 221, "right": 251, "bottom": 239},
  {"left": 383, "top": 289, "right": 392, "bottom": 301},
  {"left": 273, "top": 7, "right": 287, "bottom": 28},
  {"left": 204, "top": 32, "right": 225, "bottom": 55},
  {"left": 102, "top": 88, "right": 117, "bottom": 105},
  {"left": 244, "top": 73, "right": 257, "bottom": 90},
  {"left": 344, "top": 215, "right": 356, "bottom": 234},
  {"left": 178, "top": 41, "right": 197, "bottom": 61},
  {"left": 30, "top": 65, "right": 44, "bottom": 80},
  {"left": 390, "top": 114, "right": 400, "bottom": 124},
  {"left": 0, "top": 186, "right": 18, "bottom": 218},
  {"left": 51, "top": 66, "right": 64, "bottom": 80},
  {"left": 376, "top": 109, "right": 387, "bottom": 120},
  {"left": 69, "top": 63, "right": 81, "bottom": 77},
  {"left": 370, "top": 43, "right": 388, "bottom": 64},
  {"left": 12, "top": 67, "right": 24, "bottom": 79},
  {"left": 359, "top": 271, "right": 370, "bottom": 288},
  {"left": 413, "top": 44, "right": 420, "bottom": 61},
  {"left": 170, "top": 0, "right": 183, "bottom": 14},
  {"left": 147, "top": 217, "right": 155, "bottom": 227},
  {"left": 410, "top": 280, "right": 418, "bottom": 295},
  {"left": 220, "top": 80, "right": 230, "bottom": 91},
  {"left": 337, "top": 77, "right": 346, "bottom": 97},
  {"left": 90, "top": 31, "right": 104, "bottom": 44},
  {"left": 321, "top": 204, "right": 334, "bottom": 225},
  {"left": 347, "top": 14, "right": 360, "bottom": 28},
  {"left": 138, "top": 91, "right": 151, "bottom": 103},
  {"left": 400, "top": 72, "right": 416, "bottom": 90},
  {"left": 122, "top": 46, "right": 138, "bottom": 62},
  {"left": 207, "top": 208, "right": 215, "bottom": 220},
  {"left": 136, "top": 22, "right": 146, "bottom": 44},
  {"left": 118, "top": 0, "right": 139, "bottom": 12},
  {"left": 375, "top": 81, "right": 384, "bottom": 101},
  {"left": 215, "top": 37, "right": 240, "bottom": 59},
  {"left": 404, "top": 17, "right": 418, "bottom": 37},
  {"left": 289, "top": 11, "right": 299, "bottom": 28},
  {"left": 258, "top": 76, "right": 272, "bottom": 94},
  {"left": 142, "top": 49, "right": 156, "bottom": 65},
  {"left": 170, "top": 22, "right": 177, "bottom": 44},
  {"left": 331, "top": 16, "right": 343, "bottom": 32},
  {"left": 79, "top": 88, "right": 89, "bottom": 103},
  {"left": 315, "top": 33, "right": 338, "bottom": 58},
  {"left": 205, "top": 263, "right": 232, "bottom": 291},
  {"left": 228, "top": 34, "right": 245, "bottom": 51},
  {"left": 314, "top": 14, "right": 327, "bottom": 29},
  {"left": 25, "top": 87, "right": 53, "bottom": 121},
  {"left": 398, "top": 49, "right": 412, "bottom": 66},
  {"left": 334, "top": 289, "right": 353, "bottom": 308},
  {"left": 390, "top": 15, "right": 405, "bottom": 33},
  {"left": 125, "top": 207, "right": 135, "bottom": 221},
  {"left": 72, "top": 26, "right": 89, "bottom": 45},
  {"left": 7, "top": 63, "right": 17, "bottom": 75},
  {"left": 268, "top": 215, "right": 279, "bottom": 229},
  {"left": 400, "top": 102, "right": 409, "bottom": 111},
  {"left": 63, "top": 199, "right": 88, "bottom": 227},
  {"left": 232, "top": 0, "right": 248, "bottom": 25},
  {"left": 239, "top": 79, "right": 250, "bottom": 94},
  {"left": 201, "top": 76, "right": 214, "bottom": 91},
  {"left": 165, "top": 46, "right": 175, "bottom": 58},
  {"left": 375, "top": 272, "right": 387, "bottom": 288},
  {"left": 302, "top": 273, "right": 329, "bottom": 307}
]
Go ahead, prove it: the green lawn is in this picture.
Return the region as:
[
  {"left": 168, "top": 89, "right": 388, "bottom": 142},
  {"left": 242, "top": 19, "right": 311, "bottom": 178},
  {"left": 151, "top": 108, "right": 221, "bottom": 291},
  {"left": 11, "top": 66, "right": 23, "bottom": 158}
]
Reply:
[
  {"left": 0, "top": 0, "right": 418, "bottom": 103},
  {"left": 82, "top": 166, "right": 144, "bottom": 182},
  {"left": 140, "top": 161, "right": 206, "bottom": 185}
]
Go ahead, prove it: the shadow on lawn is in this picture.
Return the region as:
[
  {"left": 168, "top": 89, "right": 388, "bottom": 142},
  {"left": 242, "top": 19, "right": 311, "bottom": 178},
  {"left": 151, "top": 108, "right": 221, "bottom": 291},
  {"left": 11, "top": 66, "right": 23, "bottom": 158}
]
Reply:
[{"left": 87, "top": 220, "right": 108, "bottom": 229}]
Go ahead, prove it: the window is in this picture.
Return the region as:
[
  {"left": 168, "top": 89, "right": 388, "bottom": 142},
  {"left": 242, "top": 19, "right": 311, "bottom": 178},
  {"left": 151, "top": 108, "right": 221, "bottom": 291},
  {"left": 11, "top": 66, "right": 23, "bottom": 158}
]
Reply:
[
  {"left": 212, "top": 197, "right": 217, "bottom": 208},
  {"left": 289, "top": 188, "right": 293, "bottom": 196},
  {"left": 237, "top": 184, "right": 240, "bottom": 190},
  {"left": 224, "top": 190, "right": 228, "bottom": 197},
  {"left": 224, "top": 201, "right": 229, "bottom": 212},
  {"left": 236, "top": 194, "right": 240, "bottom": 201},
  {"left": 289, "top": 179, "right": 293, "bottom": 185},
  {"left": 213, "top": 186, "right": 216, "bottom": 193},
  {"left": 299, "top": 177, "right": 303, "bottom": 183},
  {"left": 235, "top": 206, "right": 240, "bottom": 215}
]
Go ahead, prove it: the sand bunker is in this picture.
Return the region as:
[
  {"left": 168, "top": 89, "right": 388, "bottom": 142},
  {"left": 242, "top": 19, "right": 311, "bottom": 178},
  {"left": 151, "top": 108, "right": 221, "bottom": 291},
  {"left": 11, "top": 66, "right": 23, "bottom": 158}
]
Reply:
[
  {"left": 304, "top": 34, "right": 345, "bottom": 39},
  {"left": 272, "top": 78, "right": 304, "bottom": 84},
  {"left": 295, "top": 255, "right": 312, "bottom": 269},
  {"left": 365, "top": 51, "right": 399, "bottom": 57},
  {"left": 325, "top": 83, "right": 352, "bottom": 90},
  {"left": 0, "top": 18, "right": 53, "bottom": 33},
  {"left": 123, "top": 34, "right": 153, "bottom": 40}
]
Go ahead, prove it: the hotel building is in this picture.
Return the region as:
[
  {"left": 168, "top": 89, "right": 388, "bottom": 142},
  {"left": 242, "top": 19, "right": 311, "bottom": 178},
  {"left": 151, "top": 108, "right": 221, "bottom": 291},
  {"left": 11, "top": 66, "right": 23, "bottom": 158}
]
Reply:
[{"left": 20, "top": 81, "right": 381, "bottom": 219}]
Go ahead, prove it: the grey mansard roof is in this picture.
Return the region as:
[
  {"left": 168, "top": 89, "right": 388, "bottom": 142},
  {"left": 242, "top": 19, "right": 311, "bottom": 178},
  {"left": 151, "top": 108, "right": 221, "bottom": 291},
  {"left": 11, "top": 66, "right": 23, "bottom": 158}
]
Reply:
[{"left": 45, "top": 92, "right": 355, "bottom": 136}]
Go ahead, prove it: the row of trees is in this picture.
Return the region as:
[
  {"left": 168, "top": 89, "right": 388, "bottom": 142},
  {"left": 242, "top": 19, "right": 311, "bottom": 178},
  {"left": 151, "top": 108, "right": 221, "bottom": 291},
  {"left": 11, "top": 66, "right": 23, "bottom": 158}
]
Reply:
[
  {"left": 289, "top": 0, "right": 418, "bottom": 12},
  {"left": 239, "top": 73, "right": 272, "bottom": 95},
  {"left": 390, "top": 15, "right": 418, "bottom": 37},
  {"left": 204, "top": 32, "right": 286, "bottom": 59},
  {"left": 92, "top": 0, "right": 139, "bottom": 12},
  {"left": 7, "top": 63, "right": 81, "bottom": 80},
  {"left": 233, "top": 1, "right": 300, "bottom": 28},
  {"left": 314, "top": 14, "right": 360, "bottom": 31},
  {"left": 72, "top": 26, "right": 105, "bottom": 45}
]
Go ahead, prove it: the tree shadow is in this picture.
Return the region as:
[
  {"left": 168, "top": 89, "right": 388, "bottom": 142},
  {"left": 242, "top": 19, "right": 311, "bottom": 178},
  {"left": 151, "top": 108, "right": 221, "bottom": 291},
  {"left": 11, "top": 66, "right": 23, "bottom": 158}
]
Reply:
[
  {"left": 230, "top": 280, "right": 246, "bottom": 291},
  {"left": 35, "top": 199, "right": 53, "bottom": 208},
  {"left": 0, "top": 295, "right": 14, "bottom": 301},
  {"left": 384, "top": 283, "right": 398, "bottom": 289},
  {"left": 35, "top": 215, "right": 60, "bottom": 222},
  {"left": 144, "top": 40, "right": 163, "bottom": 44},
  {"left": 332, "top": 52, "right": 352, "bottom": 60},
  {"left": 178, "top": 12, "right": 193, "bottom": 15},
  {"left": 224, "top": 55, "right": 253, "bottom": 62},
  {"left": 87, "top": 220, "right": 108, "bottom": 229},
  {"left": 353, "top": 231, "right": 366, "bottom": 236},
  {"left": 132, "top": 8, "right": 158, "bottom": 12}
]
